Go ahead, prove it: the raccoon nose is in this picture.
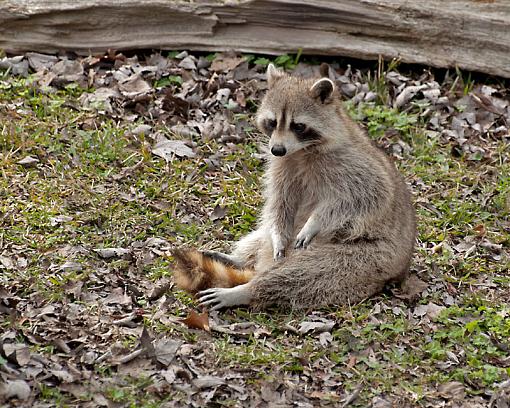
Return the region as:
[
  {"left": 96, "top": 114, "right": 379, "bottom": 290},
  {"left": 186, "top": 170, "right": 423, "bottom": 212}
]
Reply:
[{"left": 271, "top": 145, "right": 287, "bottom": 156}]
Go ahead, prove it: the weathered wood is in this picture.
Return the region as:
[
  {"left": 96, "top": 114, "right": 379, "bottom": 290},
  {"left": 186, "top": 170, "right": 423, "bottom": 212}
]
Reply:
[{"left": 1, "top": 0, "right": 510, "bottom": 78}]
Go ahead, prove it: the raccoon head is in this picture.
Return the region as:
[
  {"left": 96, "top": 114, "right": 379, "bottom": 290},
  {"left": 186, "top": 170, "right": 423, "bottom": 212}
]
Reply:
[{"left": 256, "top": 64, "right": 341, "bottom": 157}]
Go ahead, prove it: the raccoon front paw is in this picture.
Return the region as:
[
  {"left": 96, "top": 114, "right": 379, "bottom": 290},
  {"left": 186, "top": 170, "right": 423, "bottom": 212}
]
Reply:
[
  {"left": 271, "top": 232, "right": 287, "bottom": 261},
  {"left": 273, "top": 248, "right": 285, "bottom": 261},
  {"left": 295, "top": 231, "right": 316, "bottom": 249},
  {"left": 295, "top": 218, "right": 320, "bottom": 249}
]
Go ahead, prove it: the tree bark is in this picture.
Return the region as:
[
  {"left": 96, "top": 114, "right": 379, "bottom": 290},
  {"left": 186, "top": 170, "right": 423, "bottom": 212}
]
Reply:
[{"left": 1, "top": 0, "right": 510, "bottom": 78}]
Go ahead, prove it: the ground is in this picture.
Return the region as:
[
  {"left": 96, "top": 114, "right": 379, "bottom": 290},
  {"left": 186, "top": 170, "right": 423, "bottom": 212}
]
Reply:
[{"left": 0, "top": 51, "right": 509, "bottom": 407}]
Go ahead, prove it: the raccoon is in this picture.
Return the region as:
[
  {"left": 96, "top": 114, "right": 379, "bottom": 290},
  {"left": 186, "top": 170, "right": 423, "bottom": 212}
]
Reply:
[{"left": 172, "top": 63, "right": 416, "bottom": 311}]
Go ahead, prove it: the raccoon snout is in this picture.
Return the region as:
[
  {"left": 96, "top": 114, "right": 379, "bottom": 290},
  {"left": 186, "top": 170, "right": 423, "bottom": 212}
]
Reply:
[{"left": 271, "top": 145, "right": 287, "bottom": 157}]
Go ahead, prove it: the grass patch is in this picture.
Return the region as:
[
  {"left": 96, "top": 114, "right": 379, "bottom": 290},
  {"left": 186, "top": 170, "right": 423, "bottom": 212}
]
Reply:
[{"left": 2, "top": 57, "right": 508, "bottom": 407}]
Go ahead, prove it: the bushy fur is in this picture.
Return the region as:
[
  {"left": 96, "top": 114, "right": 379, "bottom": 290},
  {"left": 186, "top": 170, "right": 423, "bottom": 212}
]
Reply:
[
  {"left": 172, "top": 64, "right": 416, "bottom": 310},
  {"left": 173, "top": 249, "right": 254, "bottom": 293}
]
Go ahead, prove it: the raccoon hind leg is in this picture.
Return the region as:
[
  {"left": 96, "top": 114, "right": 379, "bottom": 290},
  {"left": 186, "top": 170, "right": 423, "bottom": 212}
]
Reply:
[{"left": 230, "top": 229, "right": 268, "bottom": 269}]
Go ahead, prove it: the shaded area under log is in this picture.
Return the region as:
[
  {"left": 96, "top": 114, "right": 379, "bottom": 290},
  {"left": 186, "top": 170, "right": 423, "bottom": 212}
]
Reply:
[{"left": 1, "top": 0, "right": 510, "bottom": 78}]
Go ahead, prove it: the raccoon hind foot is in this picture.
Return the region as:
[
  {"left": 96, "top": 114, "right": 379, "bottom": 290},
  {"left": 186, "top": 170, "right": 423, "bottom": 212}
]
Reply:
[{"left": 197, "top": 283, "right": 252, "bottom": 311}]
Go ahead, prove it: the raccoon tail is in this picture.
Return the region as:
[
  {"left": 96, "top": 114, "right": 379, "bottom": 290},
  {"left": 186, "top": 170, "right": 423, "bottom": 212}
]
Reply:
[{"left": 172, "top": 249, "right": 255, "bottom": 294}]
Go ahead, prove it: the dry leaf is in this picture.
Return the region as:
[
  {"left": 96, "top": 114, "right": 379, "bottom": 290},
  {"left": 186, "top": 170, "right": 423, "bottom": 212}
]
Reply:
[
  {"left": 437, "top": 381, "right": 465, "bottom": 400},
  {"left": 152, "top": 140, "right": 196, "bottom": 160},
  {"left": 51, "top": 369, "right": 75, "bottom": 383},
  {"left": 58, "top": 261, "right": 82, "bottom": 272},
  {"left": 210, "top": 205, "right": 227, "bottom": 221},
  {"left": 161, "top": 367, "right": 177, "bottom": 384},
  {"left": 118, "top": 74, "right": 151, "bottom": 97},
  {"left": 298, "top": 320, "right": 335, "bottom": 334},
  {"left": 103, "top": 288, "right": 132, "bottom": 305},
  {"left": 153, "top": 338, "right": 181, "bottom": 367},
  {"left": 346, "top": 355, "right": 357, "bottom": 370},
  {"left": 162, "top": 92, "right": 189, "bottom": 117},
  {"left": 413, "top": 302, "right": 445, "bottom": 319},
  {"left": 0, "top": 256, "right": 14, "bottom": 270},
  {"left": 319, "top": 331, "right": 333, "bottom": 347},
  {"left": 0, "top": 56, "right": 29, "bottom": 76},
  {"left": 26, "top": 52, "right": 58, "bottom": 71},
  {"left": 17, "top": 156, "right": 39, "bottom": 167},
  {"left": 3, "top": 343, "right": 31, "bottom": 366},
  {"left": 79, "top": 87, "right": 121, "bottom": 114},
  {"left": 309, "top": 390, "right": 341, "bottom": 401},
  {"left": 0, "top": 380, "right": 31, "bottom": 401},
  {"left": 181, "top": 311, "right": 210, "bottom": 332},
  {"left": 178, "top": 56, "right": 196, "bottom": 70},
  {"left": 50, "top": 59, "right": 84, "bottom": 83},
  {"left": 371, "top": 396, "right": 393, "bottom": 408},
  {"left": 50, "top": 215, "right": 73, "bottom": 225},
  {"left": 210, "top": 55, "right": 244, "bottom": 72},
  {"left": 192, "top": 375, "right": 225, "bottom": 389},
  {"left": 94, "top": 247, "right": 131, "bottom": 259}
]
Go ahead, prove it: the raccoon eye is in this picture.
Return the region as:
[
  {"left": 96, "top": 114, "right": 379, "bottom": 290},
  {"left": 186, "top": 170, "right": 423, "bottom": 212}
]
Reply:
[
  {"left": 264, "top": 119, "right": 277, "bottom": 132},
  {"left": 291, "top": 122, "right": 307, "bottom": 135},
  {"left": 265, "top": 119, "right": 277, "bottom": 132}
]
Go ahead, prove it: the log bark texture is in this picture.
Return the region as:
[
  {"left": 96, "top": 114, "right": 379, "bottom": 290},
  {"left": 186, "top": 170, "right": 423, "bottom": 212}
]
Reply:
[{"left": 1, "top": 0, "right": 510, "bottom": 78}]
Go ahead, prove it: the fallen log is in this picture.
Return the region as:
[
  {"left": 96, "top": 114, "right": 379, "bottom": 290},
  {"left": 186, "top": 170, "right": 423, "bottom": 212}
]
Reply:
[{"left": 1, "top": 0, "right": 510, "bottom": 78}]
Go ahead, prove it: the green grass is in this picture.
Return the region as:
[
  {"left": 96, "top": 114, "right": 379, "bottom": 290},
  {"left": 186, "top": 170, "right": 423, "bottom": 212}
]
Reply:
[{"left": 1, "top": 59, "right": 509, "bottom": 407}]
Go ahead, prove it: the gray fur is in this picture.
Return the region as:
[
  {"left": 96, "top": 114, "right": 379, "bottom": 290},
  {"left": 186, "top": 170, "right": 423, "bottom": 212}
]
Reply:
[{"left": 197, "top": 65, "right": 416, "bottom": 310}]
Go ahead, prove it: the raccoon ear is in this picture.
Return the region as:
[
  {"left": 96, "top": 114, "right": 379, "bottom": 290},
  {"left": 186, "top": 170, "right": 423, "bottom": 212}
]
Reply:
[
  {"left": 266, "top": 63, "right": 284, "bottom": 87},
  {"left": 310, "top": 78, "right": 335, "bottom": 104},
  {"left": 319, "top": 63, "right": 330, "bottom": 78}
]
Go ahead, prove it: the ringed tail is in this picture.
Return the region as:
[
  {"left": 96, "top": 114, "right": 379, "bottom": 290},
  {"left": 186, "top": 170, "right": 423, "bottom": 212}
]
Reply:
[{"left": 172, "top": 249, "right": 255, "bottom": 294}]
